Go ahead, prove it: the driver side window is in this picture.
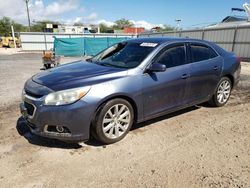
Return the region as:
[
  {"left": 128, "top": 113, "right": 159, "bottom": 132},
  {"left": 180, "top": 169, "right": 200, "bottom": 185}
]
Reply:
[{"left": 155, "top": 45, "right": 186, "bottom": 68}]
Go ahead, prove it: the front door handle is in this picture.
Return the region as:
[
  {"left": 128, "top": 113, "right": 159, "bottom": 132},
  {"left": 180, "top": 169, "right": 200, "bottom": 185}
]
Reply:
[
  {"left": 181, "top": 74, "right": 190, "bottom": 79},
  {"left": 213, "top": 66, "right": 219, "bottom": 71}
]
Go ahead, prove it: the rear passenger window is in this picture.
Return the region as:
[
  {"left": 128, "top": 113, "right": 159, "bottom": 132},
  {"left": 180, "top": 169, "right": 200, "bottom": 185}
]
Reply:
[
  {"left": 155, "top": 45, "right": 186, "bottom": 68},
  {"left": 191, "top": 45, "right": 218, "bottom": 62}
]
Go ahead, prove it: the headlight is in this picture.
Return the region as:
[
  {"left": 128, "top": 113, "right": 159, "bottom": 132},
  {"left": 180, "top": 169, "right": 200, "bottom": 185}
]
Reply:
[{"left": 44, "top": 86, "right": 91, "bottom": 106}]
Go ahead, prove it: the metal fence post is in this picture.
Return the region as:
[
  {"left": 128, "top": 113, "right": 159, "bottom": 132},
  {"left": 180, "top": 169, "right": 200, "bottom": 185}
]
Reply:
[
  {"left": 202, "top": 29, "right": 205, "bottom": 40},
  {"left": 44, "top": 34, "right": 47, "bottom": 50},
  {"left": 232, "top": 26, "right": 238, "bottom": 53},
  {"left": 179, "top": 30, "right": 182, "bottom": 38}
]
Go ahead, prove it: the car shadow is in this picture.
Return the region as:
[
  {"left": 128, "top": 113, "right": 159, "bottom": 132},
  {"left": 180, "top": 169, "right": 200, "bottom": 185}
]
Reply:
[
  {"left": 131, "top": 105, "right": 200, "bottom": 131},
  {"left": 85, "top": 105, "right": 201, "bottom": 147},
  {"left": 16, "top": 117, "right": 82, "bottom": 149},
  {"left": 16, "top": 105, "right": 201, "bottom": 149}
]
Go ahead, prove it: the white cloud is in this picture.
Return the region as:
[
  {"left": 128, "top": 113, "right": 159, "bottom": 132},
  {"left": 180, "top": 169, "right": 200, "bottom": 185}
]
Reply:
[
  {"left": 97, "top": 19, "right": 115, "bottom": 27},
  {"left": 96, "top": 19, "right": 163, "bottom": 30},
  {"left": 74, "top": 17, "right": 83, "bottom": 23},
  {"left": 44, "top": 0, "right": 78, "bottom": 17},
  {"left": 0, "top": 0, "right": 163, "bottom": 30},
  {"left": 130, "top": 20, "right": 164, "bottom": 30},
  {"left": 85, "top": 13, "right": 98, "bottom": 22},
  {"left": 63, "top": 13, "right": 98, "bottom": 25},
  {"left": 0, "top": 0, "right": 80, "bottom": 24}
]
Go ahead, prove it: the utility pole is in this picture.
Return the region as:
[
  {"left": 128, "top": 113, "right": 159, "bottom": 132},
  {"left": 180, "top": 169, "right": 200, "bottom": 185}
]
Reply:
[
  {"left": 175, "top": 19, "right": 182, "bottom": 37},
  {"left": 24, "top": 0, "right": 31, "bottom": 31},
  {"left": 11, "top": 25, "right": 17, "bottom": 49}
]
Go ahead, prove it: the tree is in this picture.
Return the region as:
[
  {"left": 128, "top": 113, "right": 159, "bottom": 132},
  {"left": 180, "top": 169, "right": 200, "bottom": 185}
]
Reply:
[
  {"left": 161, "top": 24, "right": 175, "bottom": 32},
  {"left": 31, "top": 22, "right": 46, "bottom": 32},
  {"left": 73, "top": 22, "right": 84, "bottom": 26},
  {"left": 113, "top": 18, "right": 134, "bottom": 30},
  {"left": 99, "top": 23, "right": 113, "bottom": 33},
  {"left": 31, "top": 20, "right": 59, "bottom": 32},
  {"left": 151, "top": 25, "right": 175, "bottom": 33},
  {"left": 0, "top": 17, "right": 27, "bottom": 36},
  {"left": 13, "top": 22, "right": 27, "bottom": 33},
  {"left": 0, "top": 17, "right": 12, "bottom": 36}
]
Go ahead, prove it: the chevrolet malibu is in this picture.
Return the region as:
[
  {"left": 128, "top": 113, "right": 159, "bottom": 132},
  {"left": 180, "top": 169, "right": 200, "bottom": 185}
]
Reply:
[{"left": 20, "top": 38, "right": 241, "bottom": 144}]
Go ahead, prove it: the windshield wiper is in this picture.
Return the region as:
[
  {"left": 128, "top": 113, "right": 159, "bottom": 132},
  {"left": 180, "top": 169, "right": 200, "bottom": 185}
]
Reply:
[
  {"left": 85, "top": 58, "right": 93, "bottom": 62},
  {"left": 99, "top": 62, "right": 126, "bottom": 69}
]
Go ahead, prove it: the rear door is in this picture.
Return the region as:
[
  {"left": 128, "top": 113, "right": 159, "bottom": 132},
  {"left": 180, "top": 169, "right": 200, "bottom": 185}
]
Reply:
[
  {"left": 142, "top": 43, "right": 191, "bottom": 118},
  {"left": 187, "top": 43, "right": 222, "bottom": 104}
]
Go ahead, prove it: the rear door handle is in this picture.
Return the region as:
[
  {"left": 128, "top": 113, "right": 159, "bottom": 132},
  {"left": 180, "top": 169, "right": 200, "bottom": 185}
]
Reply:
[{"left": 181, "top": 74, "right": 190, "bottom": 79}]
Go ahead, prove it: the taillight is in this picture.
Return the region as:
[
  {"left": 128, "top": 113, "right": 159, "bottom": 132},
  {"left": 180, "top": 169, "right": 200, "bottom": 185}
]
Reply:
[{"left": 236, "top": 56, "right": 241, "bottom": 64}]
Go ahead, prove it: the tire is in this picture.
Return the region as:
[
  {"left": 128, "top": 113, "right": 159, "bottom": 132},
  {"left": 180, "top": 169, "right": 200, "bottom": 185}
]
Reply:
[
  {"left": 44, "top": 64, "right": 51, "bottom": 69},
  {"left": 9, "top": 41, "right": 15, "bottom": 48},
  {"left": 91, "top": 98, "right": 134, "bottom": 144},
  {"left": 209, "top": 77, "right": 232, "bottom": 107}
]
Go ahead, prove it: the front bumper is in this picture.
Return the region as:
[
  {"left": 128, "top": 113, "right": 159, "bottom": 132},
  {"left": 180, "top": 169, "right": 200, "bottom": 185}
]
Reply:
[{"left": 20, "top": 95, "right": 95, "bottom": 142}]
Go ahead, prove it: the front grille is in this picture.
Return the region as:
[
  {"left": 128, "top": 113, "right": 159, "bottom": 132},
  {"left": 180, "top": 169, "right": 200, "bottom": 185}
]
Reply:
[{"left": 24, "top": 102, "right": 35, "bottom": 116}]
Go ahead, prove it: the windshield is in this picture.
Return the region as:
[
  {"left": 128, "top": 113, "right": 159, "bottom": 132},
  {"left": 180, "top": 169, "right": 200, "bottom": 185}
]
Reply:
[{"left": 91, "top": 42, "right": 158, "bottom": 69}]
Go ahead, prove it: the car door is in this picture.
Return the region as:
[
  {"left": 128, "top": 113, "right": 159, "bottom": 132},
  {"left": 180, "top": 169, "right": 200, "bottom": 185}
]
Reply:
[
  {"left": 142, "top": 43, "right": 191, "bottom": 119},
  {"left": 187, "top": 43, "right": 222, "bottom": 104}
]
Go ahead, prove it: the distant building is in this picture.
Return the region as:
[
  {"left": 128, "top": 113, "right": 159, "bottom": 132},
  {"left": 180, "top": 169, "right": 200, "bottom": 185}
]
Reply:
[
  {"left": 45, "top": 23, "right": 59, "bottom": 33},
  {"left": 45, "top": 24, "right": 97, "bottom": 34},
  {"left": 123, "top": 27, "right": 145, "bottom": 34},
  {"left": 114, "top": 30, "right": 124, "bottom": 34},
  {"left": 58, "top": 26, "right": 93, "bottom": 34},
  {"left": 151, "top": 27, "right": 162, "bottom": 33}
]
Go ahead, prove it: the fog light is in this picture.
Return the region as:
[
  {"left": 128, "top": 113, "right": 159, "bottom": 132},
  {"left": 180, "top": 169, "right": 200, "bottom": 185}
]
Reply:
[{"left": 56, "top": 126, "right": 64, "bottom": 133}]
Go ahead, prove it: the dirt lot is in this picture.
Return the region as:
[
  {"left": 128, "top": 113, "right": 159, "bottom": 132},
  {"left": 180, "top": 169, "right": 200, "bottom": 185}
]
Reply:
[{"left": 0, "top": 53, "right": 249, "bottom": 188}]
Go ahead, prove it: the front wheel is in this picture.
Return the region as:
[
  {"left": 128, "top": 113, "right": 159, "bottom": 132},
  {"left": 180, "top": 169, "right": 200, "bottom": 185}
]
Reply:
[
  {"left": 209, "top": 77, "right": 232, "bottom": 107},
  {"left": 91, "top": 99, "right": 134, "bottom": 144}
]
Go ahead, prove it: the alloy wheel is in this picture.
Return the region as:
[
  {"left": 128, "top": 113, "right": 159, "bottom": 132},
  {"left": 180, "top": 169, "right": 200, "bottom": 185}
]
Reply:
[
  {"left": 217, "top": 80, "right": 231, "bottom": 104},
  {"left": 102, "top": 104, "right": 131, "bottom": 139}
]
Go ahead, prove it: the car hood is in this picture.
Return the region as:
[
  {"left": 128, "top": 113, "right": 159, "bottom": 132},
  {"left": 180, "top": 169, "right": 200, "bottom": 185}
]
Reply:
[{"left": 32, "top": 61, "right": 128, "bottom": 91}]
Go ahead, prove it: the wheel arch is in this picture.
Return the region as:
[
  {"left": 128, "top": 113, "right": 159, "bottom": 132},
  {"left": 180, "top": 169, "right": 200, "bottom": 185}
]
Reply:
[
  {"left": 223, "top": 74, "right": 234, "bottom": 87},
  {"left": 91, "top": 94, "right": 139, "bottom": 128}
]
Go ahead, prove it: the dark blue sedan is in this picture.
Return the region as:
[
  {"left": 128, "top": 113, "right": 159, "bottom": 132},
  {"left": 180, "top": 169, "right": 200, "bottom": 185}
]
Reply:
[{"left": 20, "top": 38, "right": 241, "bottom": 144}]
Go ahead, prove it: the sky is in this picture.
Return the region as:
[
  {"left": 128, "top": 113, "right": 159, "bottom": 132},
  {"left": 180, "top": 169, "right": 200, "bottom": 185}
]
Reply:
[{"left": 0, "top": 0, "right": 248, "bottom": 29}]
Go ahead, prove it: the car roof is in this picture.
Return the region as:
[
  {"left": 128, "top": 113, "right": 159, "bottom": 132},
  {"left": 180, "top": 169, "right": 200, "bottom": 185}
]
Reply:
[{"left": 127, "top": 37, "right": 210, "bottom": 45}]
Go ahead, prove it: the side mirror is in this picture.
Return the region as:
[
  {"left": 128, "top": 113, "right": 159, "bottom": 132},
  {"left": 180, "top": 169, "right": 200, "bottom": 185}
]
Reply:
[{"left": 147, "top": 63, "right": 166, "bottom": 72}]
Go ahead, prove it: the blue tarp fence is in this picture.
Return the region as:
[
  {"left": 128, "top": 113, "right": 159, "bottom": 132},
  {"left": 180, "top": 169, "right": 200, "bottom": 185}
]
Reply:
[{"left": 54, "top": 37, "right": 130, "bottom": 57}]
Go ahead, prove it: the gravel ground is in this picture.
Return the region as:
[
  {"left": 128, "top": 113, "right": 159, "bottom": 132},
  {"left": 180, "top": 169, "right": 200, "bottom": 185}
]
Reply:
[{"left": 0, "top": 53, "right": 249, "bottom": 188}]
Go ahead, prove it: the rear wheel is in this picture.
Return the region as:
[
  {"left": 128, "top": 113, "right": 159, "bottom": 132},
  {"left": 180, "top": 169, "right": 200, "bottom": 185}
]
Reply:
[
  {"left": 92, "top": 99, "right": 134, "bottom": 144},
  {"left": 9, "top": 41, "right": 15, "bottom": 48},
  {"left": 209, "top": 77, "right": 232, "bottom": 107}
]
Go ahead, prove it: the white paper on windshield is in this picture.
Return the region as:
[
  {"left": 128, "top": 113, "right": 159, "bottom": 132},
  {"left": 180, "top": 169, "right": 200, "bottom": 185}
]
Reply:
[{"left": 140, "top": 42, "right": 158, "bottom": 47}]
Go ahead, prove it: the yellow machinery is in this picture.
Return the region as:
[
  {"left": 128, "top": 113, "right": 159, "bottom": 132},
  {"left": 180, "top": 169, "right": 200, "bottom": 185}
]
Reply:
[{"left": 0, "top": 36, "right": 21, "bottom": 48}]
